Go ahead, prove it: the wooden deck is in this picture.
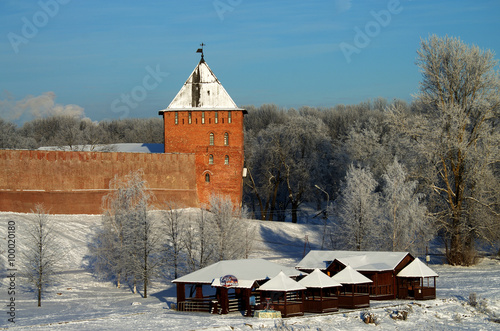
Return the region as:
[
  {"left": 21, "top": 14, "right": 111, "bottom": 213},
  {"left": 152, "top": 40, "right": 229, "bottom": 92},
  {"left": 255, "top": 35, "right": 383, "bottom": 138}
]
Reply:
[{"left": 398, "top": 286, "right": 436, "bottom": 300}]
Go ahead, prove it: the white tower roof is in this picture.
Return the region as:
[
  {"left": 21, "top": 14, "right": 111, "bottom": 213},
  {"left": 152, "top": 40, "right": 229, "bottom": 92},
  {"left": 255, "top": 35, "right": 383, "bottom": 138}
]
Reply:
[{"left": 159, "top": 58, "right": 244, "bottom": 112}]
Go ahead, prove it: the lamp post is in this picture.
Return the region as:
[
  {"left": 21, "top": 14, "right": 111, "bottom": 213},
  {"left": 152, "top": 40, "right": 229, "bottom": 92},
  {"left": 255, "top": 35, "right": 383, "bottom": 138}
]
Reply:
[{"left": 314, "top": 185, "right": 329, "bottom": 249}]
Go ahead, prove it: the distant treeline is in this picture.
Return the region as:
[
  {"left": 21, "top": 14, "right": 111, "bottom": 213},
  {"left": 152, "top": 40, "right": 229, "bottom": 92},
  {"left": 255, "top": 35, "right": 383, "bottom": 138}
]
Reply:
[{"left": 0, "top": 116, "right": 164, "bottom": 150}]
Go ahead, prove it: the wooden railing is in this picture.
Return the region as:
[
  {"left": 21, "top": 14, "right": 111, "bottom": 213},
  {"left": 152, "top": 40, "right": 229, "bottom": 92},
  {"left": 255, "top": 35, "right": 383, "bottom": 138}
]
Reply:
[
  {"left": 398, "top": 286, "right": 435, "bottom": 300},
  {"left": 338, "top": 293, "right": 370, "bottom": 309},
  {"left": 304, "top": 297, "right": 338, "bottom": 313},
  {"left": 272, "top": 301, "right": 304, "bottom": 318},
  {"left": 370, "top": 284, "right": 392, "bottom": 296},
  {"left": 177, "top": 296, "right": 215, "bottom": 313},
  {"left": 414, "top": 287, "right": 435, "bottom": 300}
]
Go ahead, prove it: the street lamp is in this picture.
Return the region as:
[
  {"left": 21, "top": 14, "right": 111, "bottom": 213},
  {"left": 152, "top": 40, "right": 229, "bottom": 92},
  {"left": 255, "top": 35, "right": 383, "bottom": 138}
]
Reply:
[{"left": 314, "top": 185, "right": 330, "bottom": 249}]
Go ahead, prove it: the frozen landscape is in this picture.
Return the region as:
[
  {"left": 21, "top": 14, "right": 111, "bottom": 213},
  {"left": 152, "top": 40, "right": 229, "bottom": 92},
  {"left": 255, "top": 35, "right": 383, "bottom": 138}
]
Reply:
[{"left": 1, "top": 211, "right": 499, "bottom": 330}]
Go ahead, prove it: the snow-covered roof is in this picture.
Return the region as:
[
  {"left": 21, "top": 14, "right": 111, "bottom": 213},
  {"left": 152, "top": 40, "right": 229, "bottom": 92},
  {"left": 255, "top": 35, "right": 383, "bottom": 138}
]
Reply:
[
  {"left": 331, "top": 265, "right": 373, "bottom": 285},
  {"left": 172, "top": 259, "right": 303, "bottom": 286},
  {"left": 259, "top": 271, "right": 307, "bottom": 292},
  {"left": 298, "top": 268, "right": 342, "bottom": 289},
  {"left": 159, "top": 59, "right": 244, "bottom": 112},
  {"left": 296, "top": 250, "right": 411, "bottom": 272},
  {"left": 38, "top": 143, "right": 164, "bottom": 154},
  {"left": 397, "top": 258, "right": 439, "bottom": 278}
]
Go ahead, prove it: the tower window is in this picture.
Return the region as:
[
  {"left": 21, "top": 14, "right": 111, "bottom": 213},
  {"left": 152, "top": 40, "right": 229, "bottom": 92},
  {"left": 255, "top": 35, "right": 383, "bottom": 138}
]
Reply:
[
  {"left": 175, "top": 112, "right": 178, "bottom": 125},
  {"left": 224, "top": 132, "right": 229, "bottom": 146},
  {"left": 209, "top": 133, "right": 214, "bottom": 146},
  {"left": 202, "top": 112, "right": 205, "bottom": 124},
  {"left": 188, "top": 112, "right": 192, "bottom": 124},
  {"left": 209, "top": 154, "right": 214, "bottom": 165},
  {"left": 215, "top": 111, "right": 218, "bottom": 124},
  {"left": 225, "top": 155, "right": 229, "bottom": 165},
  {"left": 228, "top": 111, "right": 232, "bottom": 124},
  {"left": 205, "top": 173, "right": 210, "bottom": 182}
]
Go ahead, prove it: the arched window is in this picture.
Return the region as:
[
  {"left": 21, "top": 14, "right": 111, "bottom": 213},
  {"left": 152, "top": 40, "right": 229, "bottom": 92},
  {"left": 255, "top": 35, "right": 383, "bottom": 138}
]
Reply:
[
  {"left": 225, "top": 155, "right": 229, "bottom": 165},
  {"left": 224, "top": 132, "right": 229, "bottom": 146},
  {"left": 205, "top": 173, "right": 210, "bottom": 182},
  {"left": 209, "top": 154, "right": 214, "bottom": 165},
  {"left": 209, "top": 133, "right": 214, "bottom": 146}
]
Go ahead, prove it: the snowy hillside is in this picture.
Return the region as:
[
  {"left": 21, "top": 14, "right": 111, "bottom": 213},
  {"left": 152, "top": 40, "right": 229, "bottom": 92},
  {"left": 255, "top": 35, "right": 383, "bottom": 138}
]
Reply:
[{"left": 1, "top": 211, "right": 499, "bottom": 330}]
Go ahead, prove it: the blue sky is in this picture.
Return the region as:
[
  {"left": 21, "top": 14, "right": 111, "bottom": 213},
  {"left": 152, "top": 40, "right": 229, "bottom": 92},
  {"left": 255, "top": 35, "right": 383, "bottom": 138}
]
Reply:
[{"left": 1, "top": 0, "right": 499, "bottom": 123}]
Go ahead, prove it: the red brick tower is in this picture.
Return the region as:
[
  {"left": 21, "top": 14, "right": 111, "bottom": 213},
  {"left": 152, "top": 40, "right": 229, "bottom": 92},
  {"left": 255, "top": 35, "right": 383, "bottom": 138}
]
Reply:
[{"left": 158, "top": 55, "right": 246, "bottom": 208}]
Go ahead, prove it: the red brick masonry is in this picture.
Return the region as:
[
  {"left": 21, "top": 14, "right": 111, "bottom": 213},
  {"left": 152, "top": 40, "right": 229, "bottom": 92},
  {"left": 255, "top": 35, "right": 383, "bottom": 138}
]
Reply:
[{"left": 0, "top": 150, "right": 198, "bottom": 214}]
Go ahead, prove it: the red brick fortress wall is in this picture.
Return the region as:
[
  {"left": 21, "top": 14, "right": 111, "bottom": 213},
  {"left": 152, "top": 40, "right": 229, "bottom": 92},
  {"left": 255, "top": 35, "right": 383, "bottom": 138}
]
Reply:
[{"left": 0, "top": 150, "right": 199, "bottom": 214}]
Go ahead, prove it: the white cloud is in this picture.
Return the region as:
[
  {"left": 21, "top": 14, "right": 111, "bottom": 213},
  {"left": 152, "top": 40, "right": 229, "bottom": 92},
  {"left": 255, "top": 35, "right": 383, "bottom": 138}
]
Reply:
[
  {"left": 334, "top": 0, "right": 352, "bottom": 13},
  {"left": 0, "top": 91, "right": 85, "bottom": 123}
]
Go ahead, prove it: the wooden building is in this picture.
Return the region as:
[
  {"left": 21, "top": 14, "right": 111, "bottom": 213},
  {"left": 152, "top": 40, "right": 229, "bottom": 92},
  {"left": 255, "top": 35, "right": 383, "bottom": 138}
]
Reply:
[
  {"left": 296, "top": 250, "right": 414, "bottom": 300},
  {"left": 298, "top": 268, "right": 342, "bottom": 313},
  {"left": 172, "top": 259, "right": 302, "bottom": 316},
  {"left": 331, "top": 265, "right": 372, "bottom": 309},
  {"left": 397, "top": 258, "right": 438, "bottom": 300},
  {"left": 258, "top": 271, "right": 306, "bottom": 318}
]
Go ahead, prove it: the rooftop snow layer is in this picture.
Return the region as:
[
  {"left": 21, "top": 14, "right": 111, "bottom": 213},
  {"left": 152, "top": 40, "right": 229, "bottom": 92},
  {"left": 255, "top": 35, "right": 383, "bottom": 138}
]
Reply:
[{"left": 296, "top": 250, "right": 411, "bottom": 272}]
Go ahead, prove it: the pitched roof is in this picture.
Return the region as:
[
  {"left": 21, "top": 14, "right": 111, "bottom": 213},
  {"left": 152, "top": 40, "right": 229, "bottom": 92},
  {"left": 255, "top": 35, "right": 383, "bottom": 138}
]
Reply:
[
  {"left": 296, "top": 250, "right": 411, "bottom": 272},
  {"left": 298, "top": 268, "right": 342, "bottom": 289},
  {"left": 397, "top": 258, "right": 439, "bottom": 278},
  {"left": 172, "top": 259, "right": 303, "bottom": 286},
  {"left": 259, "top": 271, "right": 307, "bottom": 292},
  {"left": 159, "top": 59, "right": 244, "bottom": 112},
  {"left": 331, "top": 265, "right": 373, "bottom": 285}
]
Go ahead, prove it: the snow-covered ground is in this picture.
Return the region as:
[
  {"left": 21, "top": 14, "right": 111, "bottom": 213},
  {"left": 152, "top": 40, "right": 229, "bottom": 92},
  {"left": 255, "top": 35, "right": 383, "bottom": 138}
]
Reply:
[{"left": 1, "top": 212, "right": 499, "bottom": 330}]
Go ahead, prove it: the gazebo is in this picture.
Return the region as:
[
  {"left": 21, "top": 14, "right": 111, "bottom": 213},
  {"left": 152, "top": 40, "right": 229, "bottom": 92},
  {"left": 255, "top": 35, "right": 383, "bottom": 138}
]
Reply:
[
  {"left": 397, "top": 258, "right": 438, "bottom": 300},
  {"left": 298, "top": 268, "right": 342, "bottom": 313},
  {"left": 331, "top": 265, "right": 373, "bottom": 309},
  {"left": 258, "top": 271, "right": 306, "bottom": 318}
]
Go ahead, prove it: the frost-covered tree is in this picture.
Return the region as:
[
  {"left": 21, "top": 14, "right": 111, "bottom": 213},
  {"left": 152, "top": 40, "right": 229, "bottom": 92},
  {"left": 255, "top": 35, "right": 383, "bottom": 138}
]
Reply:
[
  {"left": 380, "top": 158, "right": 430, "bottom": 254},
  {"left": 183, "top": 208, "right": 214, "bottom": 272},
  {"left": 100, "top": 170, "right": 160, "bottom": 297},
  {"left": 209, "top": 195, "right": 252, "bottom": 261},
  {"left": 390, "top": 35, "right": 500, "bottom": 265},
  {"left": 245, "top": 115, "right": 332, "bottom": 223},
  {"left": 334, "top": 165, "right": 381, "bottom": 251},
  {"left": 22, "top": 204, "right": 59, "bottom": 307},
  {"left": 182, "top": 196, "right": 254, "bottom": 272},
  {"left": 160, "top": 202, "right": 185, "bottom": 279}
]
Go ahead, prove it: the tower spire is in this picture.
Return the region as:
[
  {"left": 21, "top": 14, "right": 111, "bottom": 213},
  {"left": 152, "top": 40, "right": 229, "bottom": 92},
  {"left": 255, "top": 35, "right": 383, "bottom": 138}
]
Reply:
[{"left": 196, "top": 43, "right": 205, "bottom": 62}]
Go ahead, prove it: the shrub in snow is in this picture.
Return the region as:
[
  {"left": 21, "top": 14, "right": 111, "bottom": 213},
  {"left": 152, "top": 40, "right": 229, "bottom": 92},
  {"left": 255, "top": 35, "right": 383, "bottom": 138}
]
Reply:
[
  {"left": 361, "top": 311, "right": 379, "bottom": 324},
  {"left": 390, "top": 310, "right": 408, "bottom": 320},
  {"left": 468, "top": 292, "right": 477, "bottom": 307}
]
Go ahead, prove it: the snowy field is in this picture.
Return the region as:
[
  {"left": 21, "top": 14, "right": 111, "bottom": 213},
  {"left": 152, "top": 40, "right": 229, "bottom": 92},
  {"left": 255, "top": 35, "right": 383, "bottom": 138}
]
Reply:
[{"left": 1, "top": 212, "right": 499, "bottom": 330}]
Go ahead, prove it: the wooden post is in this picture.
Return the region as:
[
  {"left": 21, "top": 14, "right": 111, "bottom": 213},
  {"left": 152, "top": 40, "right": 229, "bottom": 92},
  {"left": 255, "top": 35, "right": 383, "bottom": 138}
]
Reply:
[
  {"left": 195, "top": 284, "right": 203, "bottom": 299},
  {"left": 176, "top": 283, "right": 186, "bottom": 303},
  {"left": 220, "top": 287, "right": 229, "bottom": 314}
]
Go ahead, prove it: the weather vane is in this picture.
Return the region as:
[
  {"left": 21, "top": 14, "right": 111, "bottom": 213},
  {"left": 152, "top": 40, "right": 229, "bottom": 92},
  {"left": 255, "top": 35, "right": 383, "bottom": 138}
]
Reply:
[{"left": 196, "top": 43, "right": 205, "bottom": 61}]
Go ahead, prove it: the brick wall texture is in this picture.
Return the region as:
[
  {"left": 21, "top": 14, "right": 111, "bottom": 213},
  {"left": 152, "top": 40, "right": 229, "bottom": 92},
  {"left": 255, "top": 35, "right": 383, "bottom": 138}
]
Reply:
[{"left": 0, "top": 150, "right": 198, "bottom": 214}]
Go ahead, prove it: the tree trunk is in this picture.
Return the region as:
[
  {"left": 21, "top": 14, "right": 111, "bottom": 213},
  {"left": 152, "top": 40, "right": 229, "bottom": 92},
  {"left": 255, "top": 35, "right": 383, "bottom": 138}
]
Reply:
[
  {"left": 291, "top": 200, "right": 299, "bottom": 224},
  {"left": 38, "top": 287, "right": 41, "bottom": 307}
]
